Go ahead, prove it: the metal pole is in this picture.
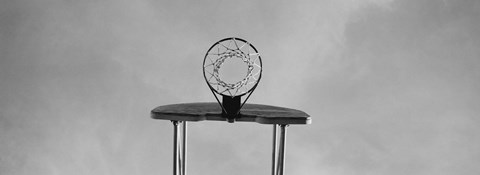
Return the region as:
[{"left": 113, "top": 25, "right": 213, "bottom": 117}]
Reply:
[
  {"left": 178, "top": 121, "right": 183, "bottom": 175},
  {"left": 172, "top": 121, "right": 179, "bottom": 175},
  {"left": 182, "top": 121, "right": 187, "bottom": 175},
  {"left": 276, "top": 124, "right": 288, "bottom": 175},
  {"left": 272, "top": 124, "right": 278, "bottom": 175}
]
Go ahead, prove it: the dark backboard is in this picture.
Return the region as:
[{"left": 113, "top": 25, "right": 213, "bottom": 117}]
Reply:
[{"left": 151, "top": 102, "right": 311, "bottom": 125}]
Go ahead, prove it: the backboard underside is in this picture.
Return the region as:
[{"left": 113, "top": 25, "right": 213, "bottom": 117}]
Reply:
[{"left": 151, "top": 102, "right": 311, "bottom": 125}]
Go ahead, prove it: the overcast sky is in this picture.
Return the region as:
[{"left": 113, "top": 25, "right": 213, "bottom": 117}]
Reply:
[{"left": 1, "top": 0, "right": 479, "bottom": 175}]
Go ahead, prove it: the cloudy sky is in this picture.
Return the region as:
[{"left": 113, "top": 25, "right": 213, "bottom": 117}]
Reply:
[{"left": 1, "top": 0, "right": 479, "bottom": 175}]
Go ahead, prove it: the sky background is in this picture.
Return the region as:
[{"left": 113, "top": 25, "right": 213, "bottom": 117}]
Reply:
[{"left": 1, "top": 0, "right": 479, "bottom": 175}]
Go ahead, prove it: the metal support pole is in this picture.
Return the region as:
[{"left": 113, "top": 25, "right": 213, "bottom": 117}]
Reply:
[
  {"left": 172, "top": 121, "right": 180, "bottom": 175},
  {"left": 272, "top": 124, "right": 279, "bottom": 175},
  {"left": 178, "top": 121, "right": 183, "bottom": 175},
  {"left": 182, "top": 121, "right": 187, "bottom": 175},
  {"left": 276, "top": 124, "right": 288, "bottom": 175}
]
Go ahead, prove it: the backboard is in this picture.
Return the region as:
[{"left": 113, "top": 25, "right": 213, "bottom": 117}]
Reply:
[{"left": 151, "top": 102, "right": 311, "bottom": 125}]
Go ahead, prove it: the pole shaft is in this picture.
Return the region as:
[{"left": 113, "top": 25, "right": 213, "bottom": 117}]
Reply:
[
  {"left": 172, "top": 121, "right": 179, "bottom": 175},
  {"left": 182, "top": 121, "right": 187, "bottom": 175},
  {"left": 277, "top": 124, "right": 288, "bottom": 175},
  {"left": 272, "top": 124, "right": 279, "bottom": 175}
]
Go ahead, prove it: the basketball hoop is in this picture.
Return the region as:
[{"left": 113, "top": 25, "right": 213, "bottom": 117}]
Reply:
[
  {"left": 152, "top": 37, "right": 310, "bottom": 175},
  {"left": 203, "top": 37, "right": 262, "bottom": 122}
]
